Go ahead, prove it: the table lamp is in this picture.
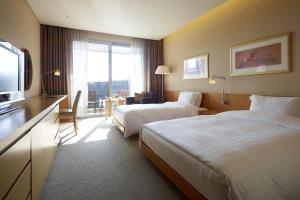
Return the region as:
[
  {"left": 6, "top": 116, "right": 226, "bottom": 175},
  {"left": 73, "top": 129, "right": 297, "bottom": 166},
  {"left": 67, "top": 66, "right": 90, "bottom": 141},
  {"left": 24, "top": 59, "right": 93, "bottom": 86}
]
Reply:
[{"left": 41, "top": 69, "right": 61, "bottom": 96}]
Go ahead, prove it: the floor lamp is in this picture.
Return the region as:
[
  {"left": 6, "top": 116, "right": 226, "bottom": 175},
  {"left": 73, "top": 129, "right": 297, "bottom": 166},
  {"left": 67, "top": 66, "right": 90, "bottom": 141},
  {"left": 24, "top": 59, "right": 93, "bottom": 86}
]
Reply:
[
  {"left": 41, "top": 69, "right": 61, "bottom": 96},
  {"left": 155, "top": 66, "right": 170, "bottom": 103}
]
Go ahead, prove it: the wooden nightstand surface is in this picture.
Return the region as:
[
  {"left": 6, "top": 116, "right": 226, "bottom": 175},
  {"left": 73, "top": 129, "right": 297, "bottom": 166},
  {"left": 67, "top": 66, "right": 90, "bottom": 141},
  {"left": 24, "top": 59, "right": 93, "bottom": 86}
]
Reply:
[{"left": 199, "top": 110, "right": 222, "bottom": 115}]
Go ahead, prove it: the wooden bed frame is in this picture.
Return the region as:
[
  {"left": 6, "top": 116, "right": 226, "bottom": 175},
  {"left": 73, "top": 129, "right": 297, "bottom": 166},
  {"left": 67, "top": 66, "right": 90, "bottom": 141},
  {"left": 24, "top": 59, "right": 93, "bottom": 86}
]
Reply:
[
  {"left": 140, "top": 141, "right": 207, "bottom": 200},
  {"left": 112, "top": 117, "right": 125, "bottom": 133}
]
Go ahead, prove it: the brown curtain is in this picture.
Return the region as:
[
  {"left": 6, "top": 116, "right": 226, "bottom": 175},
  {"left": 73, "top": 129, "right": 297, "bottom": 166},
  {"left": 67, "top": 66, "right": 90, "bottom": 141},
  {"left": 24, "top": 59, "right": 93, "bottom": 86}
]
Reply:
[
  {"left": 145, "top": 39, "right": 164, "bottom": 101},
  {"left": 40, "top": 24, "right": 72, "bottom": 95}
]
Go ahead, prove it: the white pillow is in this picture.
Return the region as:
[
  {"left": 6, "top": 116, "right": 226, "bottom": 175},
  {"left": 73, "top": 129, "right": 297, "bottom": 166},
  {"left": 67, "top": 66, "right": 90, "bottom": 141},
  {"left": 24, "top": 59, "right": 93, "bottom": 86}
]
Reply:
[
  {"left": 178, "top": 91, "right": 195, "bottom": 105},
  {"left": 250, "top": 95, "right": 300, "bottom": 118},
  {"left": 194, "top": 92, "right": 202, "bottom": 107},
  {"left": 178, "top": 91, "right": 202, "bottom": 106}
]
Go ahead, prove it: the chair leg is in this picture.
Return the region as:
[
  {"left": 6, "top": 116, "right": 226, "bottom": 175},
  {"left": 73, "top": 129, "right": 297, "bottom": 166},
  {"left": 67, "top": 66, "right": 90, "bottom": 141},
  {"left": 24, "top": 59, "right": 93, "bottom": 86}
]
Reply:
[
  {"left": 73, "top": 119, "right": 78, "bottom": 135},
  {"left": 74, "top": 127, "right": 78, "bottom": 135}
]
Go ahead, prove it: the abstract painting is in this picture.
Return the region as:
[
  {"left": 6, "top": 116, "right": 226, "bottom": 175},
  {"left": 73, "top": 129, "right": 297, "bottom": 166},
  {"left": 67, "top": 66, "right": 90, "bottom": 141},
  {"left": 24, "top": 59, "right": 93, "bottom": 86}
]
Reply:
[{"left": 230, "top": 33, "right": 291, "bottom": 76}]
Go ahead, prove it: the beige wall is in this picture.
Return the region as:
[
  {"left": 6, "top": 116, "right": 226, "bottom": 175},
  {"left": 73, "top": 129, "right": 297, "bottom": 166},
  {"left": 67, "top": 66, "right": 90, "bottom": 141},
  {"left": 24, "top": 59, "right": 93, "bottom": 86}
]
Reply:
[
  {"left": 164, "top": 0, "right": 300, "bottom": 96},
  {"left": 0, "top": 0, "right": 40, "bottom": 97}
]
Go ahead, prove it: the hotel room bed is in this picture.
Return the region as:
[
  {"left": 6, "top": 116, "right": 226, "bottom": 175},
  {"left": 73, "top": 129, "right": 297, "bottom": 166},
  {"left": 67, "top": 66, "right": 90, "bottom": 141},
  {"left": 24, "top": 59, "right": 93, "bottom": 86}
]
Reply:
[
  {"left": 140, "top": 110, "right": 300, "bottom": 200},
  {"left": 113, "top": 91, "right": 204, "bottom": 137},
  {"left": 113, "top": 102, "right": 205, "bottom": 137}
]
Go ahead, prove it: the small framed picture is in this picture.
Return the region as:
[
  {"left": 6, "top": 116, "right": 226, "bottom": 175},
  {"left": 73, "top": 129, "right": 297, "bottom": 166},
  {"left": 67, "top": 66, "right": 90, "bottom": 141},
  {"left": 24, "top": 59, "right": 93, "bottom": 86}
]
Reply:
[
  {"left": 230, "top": 33, "right": 291, "bottom": 76},
  {"left": 183, "top": 53, "right": 209, "bottom": 79}
]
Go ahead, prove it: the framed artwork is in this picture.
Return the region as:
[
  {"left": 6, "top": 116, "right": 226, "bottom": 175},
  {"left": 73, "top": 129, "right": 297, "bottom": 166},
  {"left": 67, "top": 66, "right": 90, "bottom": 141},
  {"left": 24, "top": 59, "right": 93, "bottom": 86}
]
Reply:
[
  {"left": 230, "top": 33, "right": 291, "bottom": 76},
  {"left": 183, "top": 53, "right": 209, "bottom": 79}
]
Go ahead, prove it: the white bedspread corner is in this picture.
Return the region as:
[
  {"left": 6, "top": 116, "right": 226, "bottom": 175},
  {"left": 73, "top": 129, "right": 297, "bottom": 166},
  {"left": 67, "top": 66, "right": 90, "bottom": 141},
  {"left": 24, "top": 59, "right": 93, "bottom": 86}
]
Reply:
[
  {"left": 114, "top": 102, "right": 199, "bottom": 137},
  {"left": 141, "top": 111, "right": 300, "bottom": 200}
]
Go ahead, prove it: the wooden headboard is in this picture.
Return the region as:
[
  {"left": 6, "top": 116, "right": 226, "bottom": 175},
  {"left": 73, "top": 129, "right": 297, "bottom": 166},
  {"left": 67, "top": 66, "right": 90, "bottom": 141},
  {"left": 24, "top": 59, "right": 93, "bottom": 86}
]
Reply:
[{"left": 165, "top": 91, "right": 251, "bottom": 112}]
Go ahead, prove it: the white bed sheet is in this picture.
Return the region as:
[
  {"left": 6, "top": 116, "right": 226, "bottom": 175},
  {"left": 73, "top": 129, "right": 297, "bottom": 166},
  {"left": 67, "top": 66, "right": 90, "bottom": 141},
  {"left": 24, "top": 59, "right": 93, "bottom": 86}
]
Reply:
[
  {"left": 141, "top": 126, "right": 228, "bottom": 200},
  {"left": 113, "top": 102, "right": 201, "bottom": 137},
  {"left": 140, "top": 111, "right": 300, "bottom": 200}
]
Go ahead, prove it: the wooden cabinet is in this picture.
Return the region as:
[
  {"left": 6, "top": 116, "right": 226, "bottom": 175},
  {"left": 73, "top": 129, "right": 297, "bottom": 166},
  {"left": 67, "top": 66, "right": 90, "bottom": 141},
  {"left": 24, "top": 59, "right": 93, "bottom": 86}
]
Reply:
[
  {"left": 26, "top": 193, "right": 31, "bottom": 200},
  {"left": 0, "top": 133, "right": 31, "bottom": 200},
  {"left": 0, "top": 96, "right": 66, "bottom": 200},
  {"left": 31, "top": 105, "right": 59, "bottom": 200},
  {"left": 0, "top": 105, "right": 59, "bottom": 200},
  {"left": 5, "top": 163, "right": 31, "bottom": 200}
]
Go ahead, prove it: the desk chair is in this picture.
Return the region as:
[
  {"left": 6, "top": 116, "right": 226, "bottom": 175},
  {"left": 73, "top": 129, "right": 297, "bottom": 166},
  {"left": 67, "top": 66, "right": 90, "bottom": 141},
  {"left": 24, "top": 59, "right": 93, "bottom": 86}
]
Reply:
[
  {"left": 59, "top": 90, "right": 81, "bottom": 135},
  {"left": 88, "top": 91, "right": 97, "bottom": 113}
]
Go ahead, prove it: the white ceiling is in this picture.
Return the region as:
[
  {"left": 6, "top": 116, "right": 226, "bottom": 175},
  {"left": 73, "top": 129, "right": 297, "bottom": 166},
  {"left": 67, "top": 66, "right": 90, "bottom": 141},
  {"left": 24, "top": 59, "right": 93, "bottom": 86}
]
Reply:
[{"left": 27, "top": 0, "right": 224, "bottom": 40}]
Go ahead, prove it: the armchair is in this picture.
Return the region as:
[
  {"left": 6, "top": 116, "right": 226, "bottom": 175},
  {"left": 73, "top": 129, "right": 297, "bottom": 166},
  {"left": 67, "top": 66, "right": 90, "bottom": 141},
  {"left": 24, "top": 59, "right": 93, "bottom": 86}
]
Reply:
[
  {"left": 140, "top": 97, "right": 159, "bottom": 104},
  {"left": 125, "top": 97, "right": 135, "bottom": 105},
  {"left": 126, "top": 91, "right": 159, "bottom": 105}
]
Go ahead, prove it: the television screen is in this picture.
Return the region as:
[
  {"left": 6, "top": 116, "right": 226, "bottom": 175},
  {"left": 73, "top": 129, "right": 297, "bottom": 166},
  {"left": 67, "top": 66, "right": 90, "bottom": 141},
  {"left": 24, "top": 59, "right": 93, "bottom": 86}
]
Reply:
[{"left": 0, "top": 45, "right": 19, "bottom": 92}]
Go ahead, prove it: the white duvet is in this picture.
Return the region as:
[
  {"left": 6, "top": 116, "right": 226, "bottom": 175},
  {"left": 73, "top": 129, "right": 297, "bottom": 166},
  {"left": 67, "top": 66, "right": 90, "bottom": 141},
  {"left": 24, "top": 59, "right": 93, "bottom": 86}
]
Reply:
[
  {"left": 141, "top": 111, "right": 300, "bottom": 200},
  {"left": 113, "top": 102, "right": 199, "bottom": 137}
]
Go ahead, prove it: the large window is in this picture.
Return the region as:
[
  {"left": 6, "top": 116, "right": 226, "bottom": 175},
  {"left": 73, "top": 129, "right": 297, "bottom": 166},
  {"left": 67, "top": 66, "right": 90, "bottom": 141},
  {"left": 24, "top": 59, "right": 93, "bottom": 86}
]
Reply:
[
  {"left": 112, "top": 45, "right": 131, "bottom": 98},
  {"left": 86, "top": 42, "right": 132, "bottom": 114},
  {"left": 87, "top": 43, "right": 109, "bottom": 103}
]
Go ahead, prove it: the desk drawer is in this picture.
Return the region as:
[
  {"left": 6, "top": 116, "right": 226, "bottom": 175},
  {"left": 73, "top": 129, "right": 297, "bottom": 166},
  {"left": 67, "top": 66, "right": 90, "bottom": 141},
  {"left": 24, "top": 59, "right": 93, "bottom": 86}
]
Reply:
[
  {"left": 0, "top": 133, "right": 31, "bottom": 199},
  {"left": 26, "top": 193, "right": 31, "bottom": 200},
  {"left": 5, "top": 163, "right": 31, "bottom": 200},
  {"left": 31, "top": 105, "right": 59, "bottom": 200}
]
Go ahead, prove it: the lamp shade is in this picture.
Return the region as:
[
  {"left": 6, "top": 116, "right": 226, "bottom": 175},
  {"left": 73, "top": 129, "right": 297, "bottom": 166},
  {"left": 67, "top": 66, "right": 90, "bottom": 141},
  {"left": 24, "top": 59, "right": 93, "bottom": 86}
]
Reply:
[
  {"left": 155, "top": 65, "right": 170, "bottom": 75},
  {"left": 209, "top": 78, "right": 216, "bottom": 85},
  {"left": 209, "top": 75, "right": 226, "bottom": 85},
  {"left": 54, "top": 70, "right": 61, "bottom": 76}
]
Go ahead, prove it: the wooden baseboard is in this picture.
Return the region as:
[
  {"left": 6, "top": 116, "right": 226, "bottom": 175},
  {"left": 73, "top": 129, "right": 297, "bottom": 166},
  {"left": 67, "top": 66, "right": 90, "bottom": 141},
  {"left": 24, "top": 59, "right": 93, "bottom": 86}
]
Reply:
[{"left": 140, "top": 142, "right": 207, "bottom": 200}]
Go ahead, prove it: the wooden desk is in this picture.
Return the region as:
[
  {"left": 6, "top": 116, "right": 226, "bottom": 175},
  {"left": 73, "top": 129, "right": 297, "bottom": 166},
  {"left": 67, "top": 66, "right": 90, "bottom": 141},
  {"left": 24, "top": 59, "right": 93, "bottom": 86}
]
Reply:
[
  {"left": 0, "top": 95, "right": 66, "bottom": 200},
  {"left": 105, "top": 98, "right": 125, "bottom": 118},
  {"left": 0, "top": 95, "right": 66, "bottom": 153}
]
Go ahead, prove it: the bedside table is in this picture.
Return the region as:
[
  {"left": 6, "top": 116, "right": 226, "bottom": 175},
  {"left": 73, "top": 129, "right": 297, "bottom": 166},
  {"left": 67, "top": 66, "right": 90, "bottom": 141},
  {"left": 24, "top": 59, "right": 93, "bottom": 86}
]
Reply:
[{"left": 105, "top": 98, "right": 125, "bottom": 118}]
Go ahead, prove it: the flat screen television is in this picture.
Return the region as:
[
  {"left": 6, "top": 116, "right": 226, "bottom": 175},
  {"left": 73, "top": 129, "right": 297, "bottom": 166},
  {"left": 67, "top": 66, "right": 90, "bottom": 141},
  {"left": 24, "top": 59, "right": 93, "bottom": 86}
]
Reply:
[{"left": 0, "top": 40, "right": 24, "bottom": 113}]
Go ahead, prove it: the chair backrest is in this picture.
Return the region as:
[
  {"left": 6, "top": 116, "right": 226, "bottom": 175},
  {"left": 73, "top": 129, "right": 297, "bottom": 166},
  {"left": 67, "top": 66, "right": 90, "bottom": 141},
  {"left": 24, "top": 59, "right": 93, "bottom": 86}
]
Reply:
[
  {"left": 88, "top": 91, "right": 96, "bottom": 101},
  {"left": 72, "top": 90, "right": 82, "bottom": 119},
  {"left": 145, "top": 91, "right": 155, "bottom": 97}
]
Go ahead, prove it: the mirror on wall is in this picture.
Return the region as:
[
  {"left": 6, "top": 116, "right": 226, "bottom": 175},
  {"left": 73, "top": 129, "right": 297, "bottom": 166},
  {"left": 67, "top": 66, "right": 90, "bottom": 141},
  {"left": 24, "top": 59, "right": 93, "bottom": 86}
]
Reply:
[{"left": 21, "top": 48, "right": 33, "bottom": 91}]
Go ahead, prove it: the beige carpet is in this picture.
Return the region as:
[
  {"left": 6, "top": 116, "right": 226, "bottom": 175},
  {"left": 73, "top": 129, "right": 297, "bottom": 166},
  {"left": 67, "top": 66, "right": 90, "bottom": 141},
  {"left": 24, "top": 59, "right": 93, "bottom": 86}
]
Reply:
[{"left": 41, "top": 117, "right": 186, "bottom": 200}]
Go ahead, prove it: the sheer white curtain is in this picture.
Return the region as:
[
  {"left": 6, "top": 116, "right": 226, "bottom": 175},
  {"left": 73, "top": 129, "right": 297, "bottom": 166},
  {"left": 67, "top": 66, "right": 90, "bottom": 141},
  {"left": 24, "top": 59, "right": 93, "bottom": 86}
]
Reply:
[
  {"left": 130, "top": 38, "right": 146, "bottom": 95},
  {"left": 69, "top": 31, "right": 89, "bottom": 118}
]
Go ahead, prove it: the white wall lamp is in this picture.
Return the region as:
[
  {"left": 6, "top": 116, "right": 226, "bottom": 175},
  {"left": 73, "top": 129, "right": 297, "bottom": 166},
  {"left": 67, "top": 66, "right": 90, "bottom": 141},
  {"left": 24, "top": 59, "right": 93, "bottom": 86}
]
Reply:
[
  {"left": 209, "top": 75, "right": 227, "bottom": 104},
  {"left": 155, "top": 65, "right": 170, "bottom": 103}
]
